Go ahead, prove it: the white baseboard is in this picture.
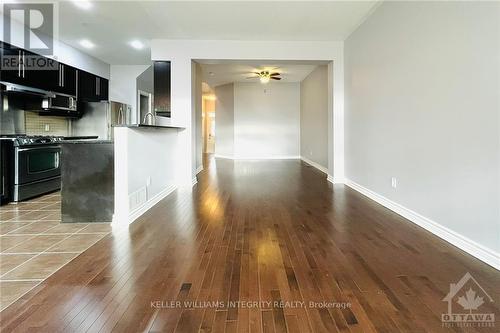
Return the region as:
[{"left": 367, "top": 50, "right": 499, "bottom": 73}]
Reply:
[
  {"left": 325, "top": 174, "right": 344, "bottom": 184},
  {"left": 112, "top": 185, "right": 177, "bottom": 226},
  {"left": 345, "top": 179, "right": 500, "bottom": 270},
  {"left": 214, "top": 154, "right": 233, "bottom": 159},
  {"left": 300, "top": 156, "right": 329, "bottom": 175},
  {"left": 214, "top": 154, "right": 300, "bottom": 160},
  {"left": 196, "top": 165, "right": 203, "bottom": 174}
]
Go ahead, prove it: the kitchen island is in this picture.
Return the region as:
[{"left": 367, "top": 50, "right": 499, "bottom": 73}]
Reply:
[{"left": 60, "top": 140, "right": 114, "bottom": 223}]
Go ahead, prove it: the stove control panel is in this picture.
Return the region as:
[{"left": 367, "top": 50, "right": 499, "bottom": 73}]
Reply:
[{"left": 13, "top": 136, "right": 63, "bottom": 147}]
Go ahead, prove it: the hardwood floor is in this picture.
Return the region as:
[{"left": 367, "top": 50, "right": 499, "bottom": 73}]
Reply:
[{"left": 0, "top": 157, "right": 498, "bottom": 332}]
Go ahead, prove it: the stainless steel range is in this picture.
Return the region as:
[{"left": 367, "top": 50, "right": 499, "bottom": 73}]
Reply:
[{"left": 3, "top": 136, "right": 63, "bottom": 202}]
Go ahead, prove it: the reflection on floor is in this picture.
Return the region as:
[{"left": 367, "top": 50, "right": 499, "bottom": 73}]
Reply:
[
  {"left": 1, "top": 159, "right": 499, "bottom": 332},
  {"left": 0, "top": 192, "right": 111, "bottom": 310}
]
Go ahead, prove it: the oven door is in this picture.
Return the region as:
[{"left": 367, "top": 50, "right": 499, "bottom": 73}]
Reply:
[{"left": 15, "top": 145, "right": 61, "bottom": 185}]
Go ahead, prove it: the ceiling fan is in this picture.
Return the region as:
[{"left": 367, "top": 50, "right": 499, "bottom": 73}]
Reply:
[{"left": 246, "top": 70, "right": 282, "bottom": 84}]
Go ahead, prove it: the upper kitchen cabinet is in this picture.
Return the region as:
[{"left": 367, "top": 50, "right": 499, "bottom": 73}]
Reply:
[
  {"left": 55, "top": 63, "right": 77, "bottom": 95},
  {"left": 78, "top": 70, "right": 108, "bottom": 102},
  {"left": 99, "top": 77, "right": 109, "bottom": 101},
  {"left": 1, "top": 41, "right": 108, "bottom": 102},
  {"left": 0, "top": 42, "right": 75, "bottom": 95},
  {"left": 0, "top": 43, "right": 24, "bottom": 84},
  {"left": 153, "top": 61, "right": 171, "bottom": 117},
  {"left": 0, "top": 43, "right": 55, "bottom": 89},
  {"left": 30, "top": 62, "right": 76, "bottom": 96}
]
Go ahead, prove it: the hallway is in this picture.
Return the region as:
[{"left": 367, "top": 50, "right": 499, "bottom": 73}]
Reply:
[{"left": 1, "top": 157, "right": 498, "bottom": 332}]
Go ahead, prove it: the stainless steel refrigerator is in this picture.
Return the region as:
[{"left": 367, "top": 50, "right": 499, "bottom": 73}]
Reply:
[{"left": 71, "top": 101, "right": 132, "bottom": 140}]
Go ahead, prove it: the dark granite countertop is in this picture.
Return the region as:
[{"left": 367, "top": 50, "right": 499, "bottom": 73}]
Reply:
[
  {"left": 60, "top": 140, "right": 113, "bottom": 144},
  {"left": 113, "top": 124, "right": 185, "bottom": 129}
]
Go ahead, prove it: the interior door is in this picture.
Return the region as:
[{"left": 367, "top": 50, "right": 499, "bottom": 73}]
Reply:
[{"left": 206, "top": 112, "right": 215, "bottom": 153}]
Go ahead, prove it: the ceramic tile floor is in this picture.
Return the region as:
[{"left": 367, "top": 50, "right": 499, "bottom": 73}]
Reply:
[{"left": 0, "top": 192, "right": 111, "bottom": 311}]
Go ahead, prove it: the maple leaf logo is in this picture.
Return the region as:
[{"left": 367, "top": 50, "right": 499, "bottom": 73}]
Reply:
[{"left": 456, "top": 288, "right": 484, "bottom": 313}]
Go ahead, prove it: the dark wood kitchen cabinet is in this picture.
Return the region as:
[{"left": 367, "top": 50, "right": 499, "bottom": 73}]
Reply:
[
  {"left": 0, "top": 43, "right": 56, "bottom": 89},
  {"left": 78, "top": 70, "right": 108, "bottom": 102},
  {"left": 0, "top": 42, "right": 72, "bottom": 94},
  {"left": 0, "top": 43, "right": 23, "bottom": 84},
  {"left": 153, "top": 61, "right": 171, "bottom": 117},
  {"left": 1, "top": 41, "right": 108, "bottom": 105},
  {"left": 99, "top": 77, "right": 109, "bottom": 100},
  {"left": 53, "top": 63, "right": 77, "bottom": 95},
  {"left": 77, "top": 70, "right": 93, "bottom": 100}
]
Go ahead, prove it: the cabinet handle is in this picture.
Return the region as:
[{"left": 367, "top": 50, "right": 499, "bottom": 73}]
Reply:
[
  {"left": 22, "top": 52, "right": 25, "bottom": 78},
  {"left": 59, "top": 64, "right": 61, "bottom": 86},
  {"left": 76, "top": 70, "right": 79, "bottom": 99},
  {"left": 18, "top": 50, "right": 21, "bottom": 77},
  {"left": 62, "top": 65, "right": 64, "bottom": 87}
]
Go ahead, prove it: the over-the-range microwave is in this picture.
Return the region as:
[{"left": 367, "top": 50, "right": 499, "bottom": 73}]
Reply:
[{"left": 42, "top": 93, "right": 77, "bottom": 112}]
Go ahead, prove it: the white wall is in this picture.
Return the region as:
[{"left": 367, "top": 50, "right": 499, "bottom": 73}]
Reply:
[
  {"left": 214, "top": 83, "right": 234, "bottom": 157},
  {"left": 345, "top": 1, "right": 500, "bottom": 264},
  {"left": 151, "top": 40, "right": 344, "bottom": 182},
  {"left": 52, "top": 40, "right": 110, "bottom": 78},
  {"left": 109, "top": 65, "right": 149, "bottom": 124},
  {"left": 233, "top": 82, "right": 300, "bottom": 159},
  {"left": 113, "top": 127, "right": 179, "bottom": 225},
  {"left": 214, "top": 82, "right": 300, "bottom": 159},
  {"left": 192, "top": 62, "right": 203, "bottom": 174},
  {"left": 300, "top": 65, "right": 329, "bottom": 170}
]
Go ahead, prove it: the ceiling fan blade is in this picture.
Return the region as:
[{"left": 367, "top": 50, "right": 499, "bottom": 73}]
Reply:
[
  {"left": 271, "top": 77, "right": 281, "bottom": 80},
  {"left": 270, "top": 73, "right": 281, "bottom": 76}
]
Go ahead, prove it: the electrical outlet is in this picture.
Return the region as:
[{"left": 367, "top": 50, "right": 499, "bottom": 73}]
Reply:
[
  {"left": 391, "top": 177, "right": 397, "bottom": 188},
  {"left": 146, "top": 176, "right": 151, "bottom": 187},
  {"left": 44, "top": 124, "right": 50, "bottom": 132}
]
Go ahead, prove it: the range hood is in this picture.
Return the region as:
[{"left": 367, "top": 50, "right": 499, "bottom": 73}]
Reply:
[{"left": 0, "top": 82, "right": 55, "bottom": 98}]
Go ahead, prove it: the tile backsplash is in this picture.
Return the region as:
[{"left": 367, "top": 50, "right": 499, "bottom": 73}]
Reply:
[{"left": 25, "top": 112, "right": 70, "bottom": 136}]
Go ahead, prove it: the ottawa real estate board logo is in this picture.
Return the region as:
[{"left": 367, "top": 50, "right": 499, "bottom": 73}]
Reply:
[{"left": 442, "top": 272, "right": 495, "bottom": 328}]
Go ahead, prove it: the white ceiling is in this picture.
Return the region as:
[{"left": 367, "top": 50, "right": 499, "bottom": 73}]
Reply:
[
  {"left": 199, "top": 60, "right": 327, "bottom": 87},
  {"left": 51, "top": 0, "right": 379, "bottom": 65}
]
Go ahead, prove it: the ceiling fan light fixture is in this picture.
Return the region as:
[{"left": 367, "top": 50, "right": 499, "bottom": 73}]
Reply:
[{"left": 246, "top": 70, "right": 280, "bottom": 83}]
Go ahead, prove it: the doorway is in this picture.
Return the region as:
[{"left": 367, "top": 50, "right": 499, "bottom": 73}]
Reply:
[
  {"left": 203, "top": 95, "right": 216, "bottom": 154},
  {"left": 138, "top": 90, "right": 152, "bottom": 124}
]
